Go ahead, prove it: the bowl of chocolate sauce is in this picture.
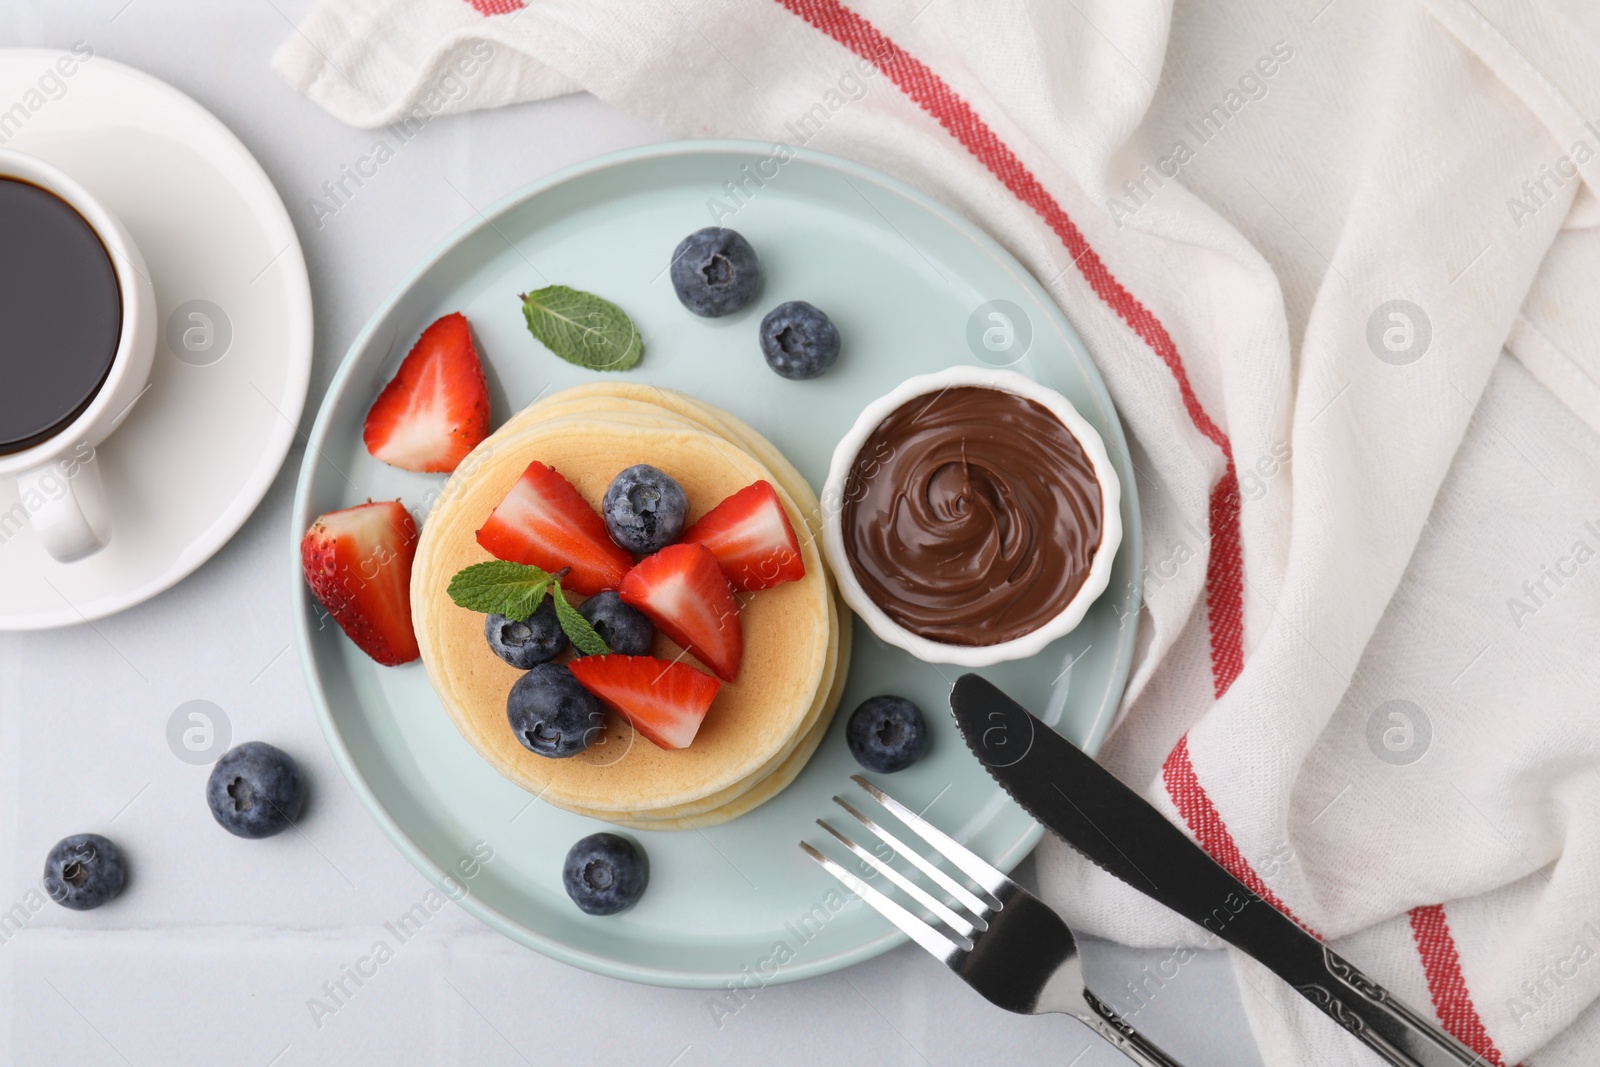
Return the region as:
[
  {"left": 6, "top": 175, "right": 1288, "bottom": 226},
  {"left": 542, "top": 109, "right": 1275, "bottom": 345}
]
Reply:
[{"left": 822, "top": 367, "right": 1122, "bottom": 667}]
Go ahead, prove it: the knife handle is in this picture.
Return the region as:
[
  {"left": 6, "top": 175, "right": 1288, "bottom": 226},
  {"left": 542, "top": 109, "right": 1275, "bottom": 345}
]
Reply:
[
  {"left": 1297, "top": 945, "right": 1486, "bottom": 1067},
  {"left": 1081, "top": 990, "right": 1187, "bottom": 1067},
  {"left": 949, "top": 676, "right": 1483, "bottom": 1067},
  {"left": 1221, "top": 900, "right": 1481, "bottom": 1066}
]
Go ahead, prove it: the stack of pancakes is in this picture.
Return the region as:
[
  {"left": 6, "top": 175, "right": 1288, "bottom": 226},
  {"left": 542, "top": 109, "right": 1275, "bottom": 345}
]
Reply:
[{"left": 412, "top": 383, "right": 851, "bottom": 830}]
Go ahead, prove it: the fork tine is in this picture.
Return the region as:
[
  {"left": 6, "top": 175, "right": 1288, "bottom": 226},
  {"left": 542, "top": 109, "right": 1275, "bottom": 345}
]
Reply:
[
  {"left": 851, "top": 775, "right": 1009, "bottom": 901},
  {"left": 799, "top": 842, "right": 963, "bottom": 960},
  {"left": 832, "top": 796, "right": 997, "bottom": 918},
  {"left": 817, "top": 819, "right": 982, "bottom": 940}
]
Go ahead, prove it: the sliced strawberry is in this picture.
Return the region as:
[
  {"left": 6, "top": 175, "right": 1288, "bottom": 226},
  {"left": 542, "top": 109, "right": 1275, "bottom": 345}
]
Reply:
[
  {"left": 680, "top": 480, "right": 806, "bottom": 591},
  {"left": 569, "top": 655, "right": 720, "bottom": 750},
  {"left": 363, "top": 312, "right": 490, "bottom": 473},
  {"left": 618, "top": 543, "right": 743, "bottom": 681},
  {"left": 301, "top": 500, "right": 420, "bottom": 666},
  {"left": 476, "top": 460, "right": 632, "bottom": 596}
]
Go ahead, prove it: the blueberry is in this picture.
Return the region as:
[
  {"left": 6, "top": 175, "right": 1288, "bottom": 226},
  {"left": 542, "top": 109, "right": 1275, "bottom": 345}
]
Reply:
[
  {"left": 846, "top": 695, "right": 929, "bottom": 773},
  {"left": 43, "top": 833, "right": 126, "bottom": 911},
  {"left": 207, "top": 741, "right": 306, "bottom": 839},
  {"left": 485, "top": 599, "right": 567, "bottom": 668},
  {"left": 563, "top": 832, "right": 648, "bottom": 915},
  {"left": 508, "top": 663, "right": 604, "bottom": 758},
  {"left": 670, "top": 227, "right": 762, "bottom": 317},
  {"left": 759, "top": 301, "right": 840, "bottom": 380},
  {"left": 577, "top": 590, "right": 655, "bottom": 655},
  {"left": 602, "top": 464, "right": 688, "bottom": 554}
]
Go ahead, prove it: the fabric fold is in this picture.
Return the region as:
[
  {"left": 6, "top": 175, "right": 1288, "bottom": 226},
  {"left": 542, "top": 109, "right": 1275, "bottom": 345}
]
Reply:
[{"left": 275, "top": 1, "right": 1600, "bottom": 1061}]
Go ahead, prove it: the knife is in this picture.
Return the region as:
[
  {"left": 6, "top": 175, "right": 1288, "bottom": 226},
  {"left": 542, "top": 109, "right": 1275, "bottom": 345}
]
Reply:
[{"left": 949, "top": 674, "right": 1486, "bottom": 1067}]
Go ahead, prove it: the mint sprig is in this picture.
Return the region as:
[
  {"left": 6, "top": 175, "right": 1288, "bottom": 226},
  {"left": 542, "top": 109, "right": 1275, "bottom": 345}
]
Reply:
[
  {"left": 520, "top": 285, "right": 642, "bottom": 372},
  {"left": 552, "top": 579, "right": 609, "bottom": 656},
  {"left": 447, "top": 560, "right": 556, "bottom": 621},
  {"left": 447, "top": 560, "right": 611, "bottom": 655}
]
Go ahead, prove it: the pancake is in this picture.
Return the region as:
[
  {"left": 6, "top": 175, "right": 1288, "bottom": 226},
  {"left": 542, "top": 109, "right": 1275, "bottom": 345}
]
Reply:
[
  {"left": 514, "top": 384, "right": 825, "bottom": 540},
  {"left": 505, "top": 385, "right": 855, "bottom": 826},
  {"left": 498, "top": 387, "right": 854, "bottom": 824},
  {"left": 549, "top": 582, "right": 840, "bottom": 821},
  {"left": 413, "top": 394, "right": 842, "bottom": 825},
  {"left": 553, "top": 584, "right": 844, "bottom": 824},
  {"left": 416, "top": 416, "right": 829, "bottom": 810},
  {"left": 599, "top": 615, "right": 852, "bottom": 830},
  {"left": 422, "top": 409, "right": 839, "bottom": 817}
]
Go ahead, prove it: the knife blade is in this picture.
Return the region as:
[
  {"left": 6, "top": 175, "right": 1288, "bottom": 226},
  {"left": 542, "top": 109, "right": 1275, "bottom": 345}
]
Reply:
[{"left": 949, "top": 674, "right": 1486, "bottom": 1067}]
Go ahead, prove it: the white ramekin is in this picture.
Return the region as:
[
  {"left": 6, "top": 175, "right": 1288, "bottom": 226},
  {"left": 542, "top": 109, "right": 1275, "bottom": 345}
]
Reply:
[{"left": 820, "top": 366, "right": 1122, "bottom": 667}]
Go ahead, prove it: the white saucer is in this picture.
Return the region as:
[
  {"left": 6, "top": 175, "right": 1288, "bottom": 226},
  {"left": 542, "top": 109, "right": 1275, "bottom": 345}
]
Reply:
[{"left": 0, "top": 49, "right": 311, "bottom": 629}]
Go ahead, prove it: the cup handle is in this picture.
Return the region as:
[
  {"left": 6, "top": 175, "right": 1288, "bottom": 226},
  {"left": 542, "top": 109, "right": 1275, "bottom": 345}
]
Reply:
[{"left": 18, "top": 452, "right": 112, "bottom": 563}]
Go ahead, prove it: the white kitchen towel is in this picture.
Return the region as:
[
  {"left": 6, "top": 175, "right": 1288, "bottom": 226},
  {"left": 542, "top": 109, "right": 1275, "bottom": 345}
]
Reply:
[{"left": 275, "top": 1, "right": 1600, "bottom": 1062}]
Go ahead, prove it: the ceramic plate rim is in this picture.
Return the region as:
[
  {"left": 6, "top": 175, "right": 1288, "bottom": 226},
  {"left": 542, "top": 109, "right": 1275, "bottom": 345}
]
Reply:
[{"left": 291, "top": 139, "right": 1141, "bottom": 988}]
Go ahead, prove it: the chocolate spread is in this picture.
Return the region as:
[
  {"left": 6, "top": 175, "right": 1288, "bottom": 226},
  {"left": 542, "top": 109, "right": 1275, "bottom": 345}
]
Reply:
[{"left": 841, "top": 386, "right": 1103, "bottom": 646}]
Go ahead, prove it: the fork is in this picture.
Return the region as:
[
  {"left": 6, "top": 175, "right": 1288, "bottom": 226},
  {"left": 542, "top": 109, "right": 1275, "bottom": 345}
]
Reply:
[{"left": 802, "top": 775, "right": 1186, "bottom": 1067}]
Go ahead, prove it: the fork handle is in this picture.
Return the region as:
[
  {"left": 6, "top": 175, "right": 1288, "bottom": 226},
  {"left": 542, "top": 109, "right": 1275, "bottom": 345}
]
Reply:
[{"left": 1082, "top": 991, "right": 1187, "bottom": 1067}]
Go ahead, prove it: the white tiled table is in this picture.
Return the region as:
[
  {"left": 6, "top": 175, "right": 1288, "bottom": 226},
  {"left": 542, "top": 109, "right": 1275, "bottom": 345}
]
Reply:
[{"left": 0, "top": 4, "right": 1264, "bottom": 1064}]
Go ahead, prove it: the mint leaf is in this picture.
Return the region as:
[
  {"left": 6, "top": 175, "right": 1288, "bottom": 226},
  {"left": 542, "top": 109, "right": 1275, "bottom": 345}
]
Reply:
[
  {"left": 553, "top": 580, "right": 609, "bottom": 656},
  {"left": 521, "top": 285, "right": 642, "bottom": 372},
  {"left": 447, "top": 561, "right": 555, "bottom": 621}
]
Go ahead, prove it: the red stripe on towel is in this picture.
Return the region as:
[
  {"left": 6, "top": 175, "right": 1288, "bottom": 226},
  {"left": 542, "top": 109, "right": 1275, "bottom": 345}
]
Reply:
[
  {"left": 771, "top": 0, "right": 1245, "bottom": 696},
  {"left": 1162, "top": 735, "right": 1319, "bottom": 937},
  {"left": 1410, "top": 905, "right": 1521, "bottom": 1066},
  {"left": 463, "top": 0, "right": 523, "bottom": 15}
]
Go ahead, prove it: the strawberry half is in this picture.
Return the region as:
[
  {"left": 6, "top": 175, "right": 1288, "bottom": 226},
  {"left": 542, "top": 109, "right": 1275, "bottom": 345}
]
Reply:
[
  {"left": 476, "top": 460, "right": 633, "bottom": 596},
  {"left": 680, "top": 480, "right": 806, "bottom": 591},
  {"left": 618, "top": 543, "right": 743, "bottom": 681},
  {"left": 363, "top": 312, "right": 490, "bottom": 473},
  {"left": 301, "top": 500, "right": 420, "bottom": 666},
  {"left": 569, "top": 655, "right": 720, "bottom": 750}
]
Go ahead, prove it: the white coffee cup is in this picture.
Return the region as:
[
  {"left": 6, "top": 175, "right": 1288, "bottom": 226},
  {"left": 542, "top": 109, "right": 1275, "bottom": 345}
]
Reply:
[{"left": 0, "top": 148, "right": 156, "bottom": 563}]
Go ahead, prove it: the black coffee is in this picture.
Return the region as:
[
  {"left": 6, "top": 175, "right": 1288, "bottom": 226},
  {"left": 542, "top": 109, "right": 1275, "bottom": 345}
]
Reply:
[{"left": 0, "top": 177, "right": 121, "bottom": 455}]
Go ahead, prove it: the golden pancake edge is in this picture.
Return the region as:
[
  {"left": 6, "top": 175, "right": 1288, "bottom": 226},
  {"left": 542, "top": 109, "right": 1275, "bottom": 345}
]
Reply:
[{"left": 411, "top": 384, "right": 850, "bottom": 830}]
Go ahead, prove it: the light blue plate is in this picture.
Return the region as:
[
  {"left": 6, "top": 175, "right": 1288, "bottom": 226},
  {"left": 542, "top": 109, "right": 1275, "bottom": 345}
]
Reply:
[{"left": 291, "top": 141, "right": 1141, "bottom": 988}]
